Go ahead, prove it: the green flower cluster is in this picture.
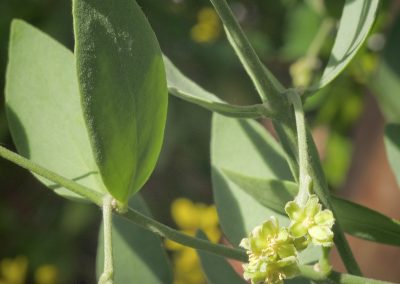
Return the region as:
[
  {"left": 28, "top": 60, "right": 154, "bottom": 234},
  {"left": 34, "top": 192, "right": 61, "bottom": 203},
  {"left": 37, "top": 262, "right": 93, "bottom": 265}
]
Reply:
[
  {"left": 285, "top": 195, "right": 335, "bottom": 247},
  {"left": 240, "top": 195, "right": 335, "bottom": 284},
  {"left": 239, "top": 217, "right": 300, "bottom": 284}
]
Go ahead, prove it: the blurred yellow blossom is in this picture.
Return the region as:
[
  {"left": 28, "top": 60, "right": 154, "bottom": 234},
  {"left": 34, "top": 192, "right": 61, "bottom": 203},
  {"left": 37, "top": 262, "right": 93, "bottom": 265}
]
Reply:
[
  {"left": 0, "top": 256, "right": 27, "bottom": 284},
  {"left": 0, "top": 256, "right": 58, "bottom": 284},
  {"left": 191, "top": 7, "right": 221, "bottom": 43},
  {"left": 34, "top": 265, "right": 58, "bottom": 284},
  {"left": 289, "top": 56, "right": 319, "bottom": 88},
  {"left": 165, "top": 198, "right": 221, "bottom": 284},
  {"left": 173, "top": 249, "right": 204, "bottom": 284}
]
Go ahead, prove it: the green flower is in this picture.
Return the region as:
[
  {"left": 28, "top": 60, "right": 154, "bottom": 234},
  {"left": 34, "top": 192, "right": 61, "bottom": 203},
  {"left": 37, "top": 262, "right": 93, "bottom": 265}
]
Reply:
[
  {"left": 240, "top": 217, "right": 299, "bottom": 284},
  {"left": 243, "top": 256, "right": 299, "bottom": 284},
  {"left": 285, "top": 195, "right": 335, "bottom": 247}
]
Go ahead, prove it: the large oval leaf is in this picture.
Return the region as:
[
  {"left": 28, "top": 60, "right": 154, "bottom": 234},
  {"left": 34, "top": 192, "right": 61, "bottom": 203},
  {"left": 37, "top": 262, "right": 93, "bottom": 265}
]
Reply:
[
  {"left": 211, "top": 114, "right": 320, "bottom": 264},
  {"left": 222, "top": 170, "right": 400, "bottom": 247},
  {"left": 5, "top": 20, "right": 105, "bottom": 200},
  {"left": 97, "top": 194, "right": 172, "bottom": 283},
  {"left": 310, "top": 0, "right": 380, "bottom": 91},
  {"left": 73, "top": 0, "right": 168, "bottom": 204}
]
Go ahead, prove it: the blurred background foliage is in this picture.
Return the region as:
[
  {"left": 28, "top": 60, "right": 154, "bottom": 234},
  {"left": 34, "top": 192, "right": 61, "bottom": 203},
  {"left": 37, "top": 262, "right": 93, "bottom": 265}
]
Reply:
[{"left": 1, "top": 0, "right": 400, "bottom": 283}]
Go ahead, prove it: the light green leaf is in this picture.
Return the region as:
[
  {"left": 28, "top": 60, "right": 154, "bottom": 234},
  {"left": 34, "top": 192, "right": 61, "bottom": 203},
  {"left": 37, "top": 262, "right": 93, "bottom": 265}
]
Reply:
[
  {"left": 310, "top": 0, "right": 380, "bottom": 90},
  {"left": 372, "top": 16, "right": 400, "bottom": 123},
  {"left": 73, "top": 0, "right": 168, "bottom": 204},
  {"left": 223, "top": 170, "right": 400, "bottom": 247},
  {"left": 97, "top": 194, "right": 173, "bottom": 283},
  {"left": 211, "top": 114, "right": 320, "bottom": 264},
  {"left": 5, "top": 20, "right": 105, "bottom": 201},
  {"left": 196, "top": 231, "right": 246, "bottom": 284},
  {"left": 211, "top": 114, "right": 292, "bottom": 245},
  {"left": 164, "top": 55, "right": 265, "bottom": 118},
  {"left": 384, "top": 124, "right": 400, "bottom": 187}
]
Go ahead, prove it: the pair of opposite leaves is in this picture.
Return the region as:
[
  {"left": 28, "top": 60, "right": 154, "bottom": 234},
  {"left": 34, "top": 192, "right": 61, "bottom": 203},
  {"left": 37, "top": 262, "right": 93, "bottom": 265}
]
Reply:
[{"left": 6, "top": 0, "right": 167, "bottom": 206}]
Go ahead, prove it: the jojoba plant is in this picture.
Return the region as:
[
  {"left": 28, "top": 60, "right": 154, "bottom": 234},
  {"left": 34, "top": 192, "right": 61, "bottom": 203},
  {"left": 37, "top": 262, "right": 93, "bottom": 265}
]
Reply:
[{"left": 1, "top": 0, "right": 400, "bottom": 283}]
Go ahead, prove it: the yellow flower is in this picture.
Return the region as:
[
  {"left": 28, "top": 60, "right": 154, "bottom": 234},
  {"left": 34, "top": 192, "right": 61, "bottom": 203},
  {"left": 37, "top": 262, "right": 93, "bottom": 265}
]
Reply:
[
  {"left": 165, "top": 198, "right": 221, "bottom": 284},
  {"left": 173, "top": 248, "right": 204, "bottom": 284},
  {"left": 190, "top": 7, "right": 221, "bottom": 43},
  {"left": 0, "top": 256, "right": 28, "bottom": 284},
  {"left": 34, "top": 265, "right": 58, "bottom": 284},
  {"left": 165, "top": 198, "right": 221, "bottom": 250},
  {"left": 289, "top": 57, "right": 318, "bottom": 87}
]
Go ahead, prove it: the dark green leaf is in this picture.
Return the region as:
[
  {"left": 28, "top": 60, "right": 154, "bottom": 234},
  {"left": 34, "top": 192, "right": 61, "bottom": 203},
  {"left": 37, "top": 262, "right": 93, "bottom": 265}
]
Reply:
[
  {"left": 311, "top": 0, "right": 380, "bottom": 90},
  {"left": 73, "top": 0, "right": 167, "bottom": 204},
  {"left": 97, "top": 195, "right": 173, "bottom": 283},
  {"left": 223, "top": 170, "right": 400, "bottom": 246},
  {"left": 5, "top": 20, "right": 105, "bottom": 201},
  {"left": 384, "top": 124, "right": 400, "bottom": 187}
]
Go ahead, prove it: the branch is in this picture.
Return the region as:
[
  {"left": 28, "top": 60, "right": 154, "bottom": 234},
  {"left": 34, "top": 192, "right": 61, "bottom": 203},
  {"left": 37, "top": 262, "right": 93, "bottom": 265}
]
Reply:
[{"left": 0, "top": 146, "right": 389, "bottom": 283}]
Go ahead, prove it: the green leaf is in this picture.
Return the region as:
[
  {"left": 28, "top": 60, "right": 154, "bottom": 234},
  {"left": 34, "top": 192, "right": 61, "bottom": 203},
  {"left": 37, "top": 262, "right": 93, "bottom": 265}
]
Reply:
[
  {"left": 384, "top": 124, "right": 400, "bottom": 187},
  {"left": 5, "top": 20, "right": 105, "bottom": 201},
  {"left": 372, "top": 15, "right": 400, "bottom": 123},
  {"left": 211, "top": 114, "right": 320, "bottom": 264},
  {"left": 164, "top": 55, "right": 265, "bottom": 118},
  {"left": 73, "top": 0, "right": 168, "bottom": 204},
  {"left": 196, "top": 231, "right": 246, "bottom": 284},
  {"left": 310, "top": 0, "right": 380, "bottom": 90},
  {"left": 97, "top": 194, "right": 173, "bottom": 283},
  {"left": 222, "top": 170, "right": 400, "bottom": 247}
]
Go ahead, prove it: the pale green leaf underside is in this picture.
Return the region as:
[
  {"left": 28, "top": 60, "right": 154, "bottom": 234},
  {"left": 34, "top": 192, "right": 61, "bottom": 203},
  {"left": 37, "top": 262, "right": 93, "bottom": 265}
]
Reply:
[
  {"left": 384, "top": 124, "right": 400, "bottom": 188},
  {"left": 223, "top": 170, "right": 400, "bottom": 247},
  {"left": 211, "top": 114, "right": 320, "bottom": 264},
  {"left": 310, "top": 0, "right": 380, "bottom": 91},
  {"left": 97, "top": 194, "right": 173, "bottom": 283},
  {"left": 5, "top": 20, "right": 105, "bottom": 200},
  {"left": 196, "top": 231, "right": 246, "bottom": 284},
  {"left": 164, "top": 55, "right": 264, "bottom": 118},
  {"left": 73, "top": 0, "right": 168, "bottom": 203}
]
